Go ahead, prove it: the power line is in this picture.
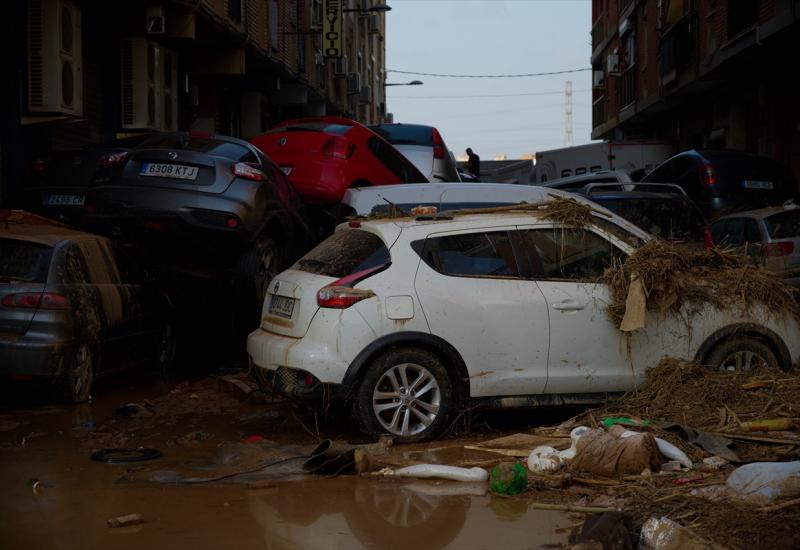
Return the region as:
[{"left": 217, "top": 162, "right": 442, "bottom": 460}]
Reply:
[
  {"left": 387, "top": 89, "right": 591, "bottom": 99},
  {"left": 387, "top": 68, "right": 592, "bottom": 78}
]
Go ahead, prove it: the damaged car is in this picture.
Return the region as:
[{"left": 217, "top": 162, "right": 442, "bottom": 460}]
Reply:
[
  {"left": 0, "top": 213, "right": 174, "bottom": 402},
  {"left": 247, "top": 194, "right": 800, "bottom": 442}
]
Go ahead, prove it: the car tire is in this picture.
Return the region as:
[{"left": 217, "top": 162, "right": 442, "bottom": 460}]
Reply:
[
  {"left": 55, "top": 343, "right": 95, "bottom": 404},
  {"left": 154, "top": 319, "right": 177, "bottom": 376},
  {"left": 354, "top": 347, "right": 456, "bottom": 443},
  {"left": 233, "top": 235, "right": 282, "bottom": 310},
  {"left": 706, "top": 337, "right": 780, "bottom": 372}
]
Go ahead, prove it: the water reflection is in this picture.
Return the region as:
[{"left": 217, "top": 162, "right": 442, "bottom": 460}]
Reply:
[{"left": 249, "top": 477, "right": 569, "bottom": 550}]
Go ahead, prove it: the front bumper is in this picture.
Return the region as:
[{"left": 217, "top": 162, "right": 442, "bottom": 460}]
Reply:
[{"left": 0, "top": 333, "right": 71, "bottom": 378}]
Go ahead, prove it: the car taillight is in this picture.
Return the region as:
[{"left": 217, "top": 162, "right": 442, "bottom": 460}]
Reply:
[
  {"left": 99, "top": 152, "right": 128, "bottom": 168},
  {"left": 84, "top": 203, "right": 97, "bottom": 216},
  {"left": 700, "top": 163, "right": 717, "bottom": 187},
  {"left": 703, "top": 228, "right": 714, "bottom": 249},
  {"left": 189, "top": 130, "right": 212, "bottom": 138},
  {"left": 316, "top": 263, "right": 388, "bottom": 309},
  {"left": 2, "top": 292, "right": 69, "bottom": 309},
  {"left": 31, "top": 158, "right": 48, "bottom": 173},
  {"left": 432, "top": 128, "right": 445, "bottom": 159},
  {"left": 322, "top": 136, "right": 355, "bottom": 160},
  {"left": 232, "top": 162, "right": 267, "bottom": 182},
  {"left": 761, "top": 242, "right": 795, "bottom": 256}
]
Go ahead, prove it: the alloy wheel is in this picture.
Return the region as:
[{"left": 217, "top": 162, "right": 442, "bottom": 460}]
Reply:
[
  {"left": 718, "top": 350, "right": 767, "bottom": 372},
  {"left": 372, "top": 363, "right": 441, "bottom": 437}
]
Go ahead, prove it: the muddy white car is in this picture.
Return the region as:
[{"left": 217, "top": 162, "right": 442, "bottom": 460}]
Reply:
[{"left": 247, "top": 196, "right": 800, "bottom": 442}]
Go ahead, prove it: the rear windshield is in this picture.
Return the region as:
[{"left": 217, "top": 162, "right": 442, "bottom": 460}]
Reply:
[
  {"left": 294, "top": 229, "right": 390, "bottom": 278},
  {"left": 593, "top": 197, "right": 706, "bottom": 241},
  {"left": 267, "top": 122, "right": 352, "bottom": 135},
  {"left": 370, "top": 125, "right": 433, "bottom": 146},
  {"left": 765, "top": 209, "right": 800, "bottom": 239},
  {"left": 0, "top": 239, "right": 53, "bottom": 283},
  {"left": 139, "top": 135, "right": 255, "bottom": 161}
]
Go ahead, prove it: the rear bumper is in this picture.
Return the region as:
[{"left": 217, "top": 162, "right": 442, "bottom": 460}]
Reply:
[{"left": 0, "top": 333, "right": 71, "bottom": 378}]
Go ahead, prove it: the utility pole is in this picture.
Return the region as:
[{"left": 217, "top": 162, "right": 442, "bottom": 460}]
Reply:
[{"left": 564, "top": 80, "right": 573, "bottom": 146}]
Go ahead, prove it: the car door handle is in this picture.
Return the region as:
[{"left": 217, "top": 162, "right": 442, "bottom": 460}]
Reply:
[{"left": 552, "top": 299, "right": 585, "bottom": 311}]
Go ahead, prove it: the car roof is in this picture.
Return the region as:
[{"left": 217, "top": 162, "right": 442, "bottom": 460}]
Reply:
[
  {"left": 542, "top": 170, "right": 630, "bottom": 187},
  {"left": 585, "top": 191, "right": 686, "bottom": 200},
  {"left": 0, "top": 217, "right": 99, "bottom": 247},
  {"left": 273, "top": 116, "right": 364, "bottom": 130},
  {"left": 370, "top": 123, "right": 435, "bottom": 129},
  {"left": 713, "top": 203, "right": 800, "bottom": 222}
]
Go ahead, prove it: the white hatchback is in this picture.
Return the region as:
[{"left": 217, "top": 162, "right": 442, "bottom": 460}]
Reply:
[{"left": 247, "top": 198, "right": 800, "bottom": 442}]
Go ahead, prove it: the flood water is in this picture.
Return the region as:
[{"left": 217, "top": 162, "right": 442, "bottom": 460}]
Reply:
[{"left": 1, "top": 370, "right": 572, "bottom": 549}]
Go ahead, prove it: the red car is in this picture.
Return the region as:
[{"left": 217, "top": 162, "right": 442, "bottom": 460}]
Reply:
[{"left": 250, "top": 117, "right": 428, "bottom": 204}]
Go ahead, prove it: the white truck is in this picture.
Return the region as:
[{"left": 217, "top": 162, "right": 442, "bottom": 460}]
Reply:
[{"left": 532, "top": 140, "right": 674, "bottom": 184}]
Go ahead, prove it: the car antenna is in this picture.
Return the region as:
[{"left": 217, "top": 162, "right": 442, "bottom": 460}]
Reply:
[{"left": 383, "top": 197, "right": 409, "bottom": 217}]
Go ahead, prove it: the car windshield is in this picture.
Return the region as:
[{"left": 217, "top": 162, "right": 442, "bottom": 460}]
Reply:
[
  {"left": 764, "top": 209, "right": 800, "bottom": 239},
  {"left": 593, "top": 197, "right": 706, "bottom": 241},
  {"left": 370, "top": 125, "right": 433, "bottom": 146},
  {"left": 294, "top": 229, "right": 390, "bottom": 278},
  {"left": 267, "top": 122, "right": 352, "bottom": 135},
  {"left": 0, "top": 239, "right": 53, "bottom": 283},
  {"left": 139, "top": 135, "right": 254, "bottom": 161}
]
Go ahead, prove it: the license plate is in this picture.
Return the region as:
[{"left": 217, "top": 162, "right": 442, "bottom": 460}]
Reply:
[
  {"left": 742, "top": 180, "right": 774, "bottom": 190},
  {"left": 44, "top": 194, "right": 85, "bottom": 206},
  {"left": 269, "top": 295, "right": 295, "bottom": 318},
  {"left": 140, "top": 163, "right": 199, "bottom": 180}
]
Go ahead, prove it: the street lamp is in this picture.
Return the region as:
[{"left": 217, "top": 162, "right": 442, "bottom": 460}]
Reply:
[
  {"left": 342, "top": 3, "right": 391, "bottom": 13},
  {"left": 385, "top": 80, "right": 423, "bottom": 86}
]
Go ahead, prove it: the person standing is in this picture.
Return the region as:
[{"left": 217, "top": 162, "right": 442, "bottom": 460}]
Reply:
[{"left": 465, "top": 148, "right": 480, "bottom": 179}]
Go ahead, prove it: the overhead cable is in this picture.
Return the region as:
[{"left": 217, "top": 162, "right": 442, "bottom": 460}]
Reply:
[{"left": 387, "top": 68, "right": 591, "bottom": 78}]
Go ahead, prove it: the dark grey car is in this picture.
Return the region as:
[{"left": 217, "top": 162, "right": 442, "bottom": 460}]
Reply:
[
  {"left": 0, "top": 215, "right": 174, "bottom": 402},
  {"left": 85, "top": 132, "right": 313, "bottom": 311}
]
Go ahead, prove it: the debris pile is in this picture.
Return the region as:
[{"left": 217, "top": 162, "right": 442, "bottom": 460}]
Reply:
[{"left": 603, "top": 239, "right": 800, "bottom": 327}]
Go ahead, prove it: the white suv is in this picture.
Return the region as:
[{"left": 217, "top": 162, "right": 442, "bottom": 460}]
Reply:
[{"left": 247, "top": 199, "right": 800, "bottom": 442}]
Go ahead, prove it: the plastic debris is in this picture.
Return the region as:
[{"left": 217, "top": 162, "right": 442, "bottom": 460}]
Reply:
[
  {"left": 602, "top": 417, "right": 651, "bottom": 429},
  {"left": 489, "top": 462, "right": 528, "bottom": 495},
  {"left": 610, "top": 426, "right": 692, "bottom": 469},
  {"left": 639, "top": 516, "right": 715, "bottom": 550},
  {"left": 726, "top": 461, "right": 800, "bottom": 503},
  {"left": 695, "top": 456, "right": 728, "bottom": 472},
  {"left": 107, "top": 514, "right": 144, "bottom": 528},
  {"left": 739, "top": 418, "right": 795, "bottom": 432},
  {"left": 393, "top": 464, "right": 489, "bottom": 482}
]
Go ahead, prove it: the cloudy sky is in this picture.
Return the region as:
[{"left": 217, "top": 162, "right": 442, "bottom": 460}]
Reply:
[{"left": 385, "top": 0, "right": 592, "bottom": 160}]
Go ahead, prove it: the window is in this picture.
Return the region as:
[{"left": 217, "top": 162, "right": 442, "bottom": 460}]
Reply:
[
  {"left": 524, "top": 229, "right": 625, "bottom": 280},
  {"left": 721, "top": 218, "right": 745, "bottom": 246},
  {"left": 366, "top": 136, "right": 426, "bottom": 182},
  {"left": 744, "top": 219, "right": 762, "bottom": 244},
  {"left": 575, "top": 167, "right": 587, "bottom": 175},
  {"left": 139, "top": 135, "right": 257, "bottom": 162},
  {"left": 561, "top": 169, "right": 572, "bottom": 178},
  {"left": 728, "top": 0, "right": 757, "bottom": 38},
  {"left": 414, "top": 232, "right": 519, "bottom": 278},
  {"left": 0, "top": 239, "right": 53, "bottom": 283},
  {"left": 294, "top": 229, "right": 390, "bottom": 278},
  {"left": 765, "top": 210, "right": 800, "bottom": 239},
  {"left": 228, "top": 0, "right": 243, "bottom": 24}
]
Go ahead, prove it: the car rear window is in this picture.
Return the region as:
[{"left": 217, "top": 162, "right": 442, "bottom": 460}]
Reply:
[
  {"left": 0, "top": 239, "right": 53, "bottom": 283},
  {"left": 294, "top": 229, "right": 390, "bottom": 278},
  {"left": 366, "top": 136, "right": 428, "bottom": 183},
  {"left": 765, "top": 209, "right": 800, "bottom": 239},
  {"left": 139, "top": 135, "right": 255, "bottom": 161},
  {"left": 370, "top": 125, "right": 433, "bottom": 146},
  {"left": 267, "top": 122, "right": 352, "bottom": 135}
]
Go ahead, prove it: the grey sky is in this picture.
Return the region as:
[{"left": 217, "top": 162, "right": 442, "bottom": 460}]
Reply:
[{"left": 385, "top": 0, "right": 592, "bottom": 160}]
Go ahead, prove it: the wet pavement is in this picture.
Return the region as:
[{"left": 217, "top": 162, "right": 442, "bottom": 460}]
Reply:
[{"left": 0, "top": 369, "right": 574, "bottom": 550}]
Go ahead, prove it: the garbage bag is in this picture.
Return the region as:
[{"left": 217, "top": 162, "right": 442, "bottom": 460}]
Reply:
[
  {"left": 609, "top": 426, "right": 692, "bottom": 469},
  {"left": 570, "top": 428, "right": 662, "bottom": 477},
  {"left": 490, "top": 462, "right": 528, "bottom": 495},
  {"left": 639, "top": 516, "right": 714, "bottom": 550},
  {"left": 725, "top": 461, "right": 800, "bottom": 504}
]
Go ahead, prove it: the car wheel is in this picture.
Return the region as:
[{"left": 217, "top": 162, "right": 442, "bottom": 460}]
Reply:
[
  {"left": 354, "top": 347, "right": 456, "bottom": 443},
  {"left": 234, "top": 236, "right": 282, "bottom": 308},
  {"left": 706, "top": 337, "right": 779, "bottom": 372},
  {"left": 56, "top": 343, "right": 95, "bottom": 404}
]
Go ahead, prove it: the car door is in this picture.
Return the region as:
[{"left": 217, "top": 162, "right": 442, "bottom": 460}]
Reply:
[
  {"left": 517, "top": 224, "right": 632, "bottom": 393},
  {"left": 413, "top": 227, "right": 550, "bottom": 397}
]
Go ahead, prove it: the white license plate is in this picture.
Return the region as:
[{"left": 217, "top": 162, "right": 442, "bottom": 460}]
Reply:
[
  {"left": 742, "top": 180, "right": 774, "bottom": 190},
  {"left": 44, "top": 194, "right": 85, "bottom": 206},
  {"left": 269, "top": 295, "right": 296, "bottom": 318},
  {"left": 140, "top": 163, "right": 199, "bottom": 180}
]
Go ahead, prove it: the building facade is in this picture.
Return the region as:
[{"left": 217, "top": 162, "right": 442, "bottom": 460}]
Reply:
[
  {"left": 591, "top": 0, "right": 800, "bottom": 183},
  {"left": 0, "top": 0, "right": 390, "bottom": 204}
]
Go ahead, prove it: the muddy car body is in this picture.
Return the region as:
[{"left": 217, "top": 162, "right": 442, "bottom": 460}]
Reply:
[
  {"left": 0, "top": 215, "right": 174, "bottom": 402},
  {"left": 247, "top": 194, "right": 800, "bottom": 442}
]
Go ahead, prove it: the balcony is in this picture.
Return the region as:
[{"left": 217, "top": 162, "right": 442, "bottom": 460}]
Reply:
[
  {"left": 591, "top": 13, "right": 606, "bottom": 53},
  {"left": 592, "top": 95, "right": 606, "bottom": 128},
  {"left": 619, "top": 66, "right": 636, "bottom": 109},
  {"left": 659, "top": 12, "right": 695, "bottom": 85}
]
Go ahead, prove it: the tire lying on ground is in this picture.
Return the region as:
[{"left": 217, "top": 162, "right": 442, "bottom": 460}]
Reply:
[{"left": 353, "top": 347, "right": 456, "bottom": 443}]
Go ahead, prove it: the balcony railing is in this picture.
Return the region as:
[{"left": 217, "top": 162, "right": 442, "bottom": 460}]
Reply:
[
  {"left": 619, "top": 66, "right": 636, "bottom": 109},
  {"left": 659, "top": 12, "right": 694, "bottom": 84},
  {"left": 592, "top": 95, "right": 606, "bottom": 127},
  {"left": 591, "top": 13, "right": 606, "bottom": 51},
  {"left": 619, "top": 0, "right": 635, "bottom": 15}
]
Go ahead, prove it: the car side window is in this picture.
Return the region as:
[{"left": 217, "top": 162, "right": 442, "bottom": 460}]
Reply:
[
  {"left": 744, "top": 219, "right": 762, "bottom": 244},
  {"left": 523, "top": 229, "right": 625, "bottom": 281},
  {"left": 366, "top": 136, "right": 413, "bottom": 182},
  {"left": 415, "top": 231, "right": 519, "bottom": 279},
  {"left": 723, "top": 218, "right": 745, "bottom": 246}
]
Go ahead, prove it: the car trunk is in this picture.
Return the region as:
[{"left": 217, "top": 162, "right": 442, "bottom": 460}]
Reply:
[
  {"left": 260, "top": 270, "right": 336, "bottom": 338},
  {"left": 712, "top": 156, "right": 796, "bottom": 207},
  {"left": 123, "top": 149, "right": 234, "bottom": 194},
  {"left": 0, "top": 239, "right": 53, "bottom": 335},
  {"left": 258, "top": 129, "right": 346, "bottom": 168}
]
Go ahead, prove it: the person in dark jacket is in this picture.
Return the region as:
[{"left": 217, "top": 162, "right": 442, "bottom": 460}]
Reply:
[{"left": 465, "top": 148, "right": 480, "bottom": 179}]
